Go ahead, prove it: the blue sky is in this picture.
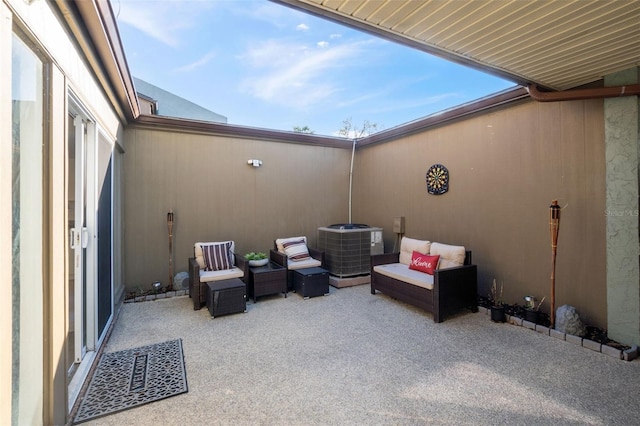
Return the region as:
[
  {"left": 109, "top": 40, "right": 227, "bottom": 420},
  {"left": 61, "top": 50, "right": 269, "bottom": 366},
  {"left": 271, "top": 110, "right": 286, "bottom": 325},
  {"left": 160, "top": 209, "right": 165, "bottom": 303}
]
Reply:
[{"left": 114, "top": 0, "right": 517, "bottom": 136}]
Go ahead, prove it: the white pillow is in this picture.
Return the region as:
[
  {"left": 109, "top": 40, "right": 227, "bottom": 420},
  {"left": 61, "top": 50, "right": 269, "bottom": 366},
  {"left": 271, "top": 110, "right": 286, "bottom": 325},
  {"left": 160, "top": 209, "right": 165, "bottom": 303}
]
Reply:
[
  {"left": 430, "top": 242, "right": 466, "bottom": 269},
  {"left": 282, "top": 238, "right": 311, "bottom": 261},
  {"left": 275, "top": 236, "right": 307, "bottom": 253},
  {"left": 399, "top": 237, "right": 431, "bottom": 265}
]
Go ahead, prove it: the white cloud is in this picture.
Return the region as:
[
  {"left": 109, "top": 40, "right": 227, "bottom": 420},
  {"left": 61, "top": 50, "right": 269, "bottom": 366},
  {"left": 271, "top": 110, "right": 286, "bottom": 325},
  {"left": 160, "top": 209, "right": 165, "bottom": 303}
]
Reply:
[
  {"left": 239, "top": 39, "right": 367, "bottom": 108},
  {"left": 317, "top": 41, "right": 329, "bottom": 48},
  {"left": 173, "top": 51, "right": 216, "bottom": 73},
  {"left": 330, "top": 33, "right": 342, "bottom": 39},
  {"left": 296, "top": 23, "right": 310, "bottom": 31},
  {"left": 116, "top": 0, "right": 213, "bottom": 47}
]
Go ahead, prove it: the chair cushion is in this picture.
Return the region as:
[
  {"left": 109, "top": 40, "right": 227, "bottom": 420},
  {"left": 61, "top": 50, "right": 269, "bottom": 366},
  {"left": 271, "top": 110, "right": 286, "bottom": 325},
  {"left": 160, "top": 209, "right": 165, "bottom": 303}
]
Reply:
[
  {"left": 286, "top": 257, "right": 322, "bottom": 270},
  {"left": 199, "top": 267, "right": 244, "bottom": 283},
  {"left": 373, "top": 263, "right": 434, "bottom": 290},
  {"left": 430, "top": 242, "right": 465, "bottom": 269},
  {"left": 194, "top": 241, "right": 235, "bottom": 270},
  {"left": 399, "top": 237, "right": 431, "bottom": 265},
  {"left": 275, "top": 236, "right": 308, "bottom": 253},
  {"left": 282, "top": 238, "right": 311, "bottom": 261},
  {"left": 409, "top": 252, "right": 440, "bottom": 275}
]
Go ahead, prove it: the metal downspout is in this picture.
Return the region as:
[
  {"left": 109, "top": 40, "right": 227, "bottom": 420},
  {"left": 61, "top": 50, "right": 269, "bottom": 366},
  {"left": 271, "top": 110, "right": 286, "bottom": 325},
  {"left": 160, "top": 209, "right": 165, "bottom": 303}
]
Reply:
[{"left": 527, "top": 83, "right": 640, "bottom": 102}]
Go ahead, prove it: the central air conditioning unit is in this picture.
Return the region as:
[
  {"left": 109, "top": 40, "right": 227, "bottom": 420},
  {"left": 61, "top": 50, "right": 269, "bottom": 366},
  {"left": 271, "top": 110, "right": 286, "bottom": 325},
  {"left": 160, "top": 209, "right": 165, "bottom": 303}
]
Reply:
[{"left": 317, "top": 224, "right": 384, "bottom": 278}]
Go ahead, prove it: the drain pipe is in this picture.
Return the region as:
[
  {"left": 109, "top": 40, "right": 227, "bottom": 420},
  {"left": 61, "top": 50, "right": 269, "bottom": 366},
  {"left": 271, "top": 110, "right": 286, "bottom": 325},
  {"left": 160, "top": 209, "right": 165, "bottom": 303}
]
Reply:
[
  {"left": 348, "top": 138, "right": 356, "bottom": 224},
  {"left": 528, "top": 83, "right": 640, "bottom": 102}
]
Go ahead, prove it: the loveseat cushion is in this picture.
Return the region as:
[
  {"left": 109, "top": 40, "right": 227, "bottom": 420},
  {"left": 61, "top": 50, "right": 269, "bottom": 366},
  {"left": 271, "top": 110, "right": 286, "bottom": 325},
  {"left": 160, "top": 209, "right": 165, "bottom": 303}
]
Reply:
[
  {"left": 373, "top": 263, "right": 434, "bottom": 290},
  {"left": 430, "top": 242, "right": 466, "bottom": 269},
  {"left": 199, "top": 267, "right": 244, "bottom": 283},
  {"left": 195, "top": 241, "right": 236, "bottom": 270},
  {"left": 399, "top": 237, "right": 431, "bottom": 265}
]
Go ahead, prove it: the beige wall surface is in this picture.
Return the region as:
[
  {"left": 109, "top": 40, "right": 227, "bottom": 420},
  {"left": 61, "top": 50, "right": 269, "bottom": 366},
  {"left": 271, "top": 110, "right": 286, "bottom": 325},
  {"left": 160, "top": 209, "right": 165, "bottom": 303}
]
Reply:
[
  {"left": 354, "top": 99, "right": 607, "bottom": 328},
  {"left": 123, "top": 127, "right": 352, "bottom": 292}
]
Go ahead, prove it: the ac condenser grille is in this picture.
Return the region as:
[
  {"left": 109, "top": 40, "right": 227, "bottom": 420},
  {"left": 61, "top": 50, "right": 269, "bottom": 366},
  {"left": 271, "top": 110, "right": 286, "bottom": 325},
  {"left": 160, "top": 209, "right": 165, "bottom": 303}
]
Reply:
[{"left": 317, "top": 225, "right": 383, "bottom": 278}]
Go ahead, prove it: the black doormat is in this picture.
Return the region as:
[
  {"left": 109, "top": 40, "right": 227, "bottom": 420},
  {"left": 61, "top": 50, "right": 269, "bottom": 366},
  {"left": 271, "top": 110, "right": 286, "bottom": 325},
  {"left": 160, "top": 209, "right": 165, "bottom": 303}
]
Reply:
[{"left": 74, "top": 339, "right": 188, "bottom": 424}]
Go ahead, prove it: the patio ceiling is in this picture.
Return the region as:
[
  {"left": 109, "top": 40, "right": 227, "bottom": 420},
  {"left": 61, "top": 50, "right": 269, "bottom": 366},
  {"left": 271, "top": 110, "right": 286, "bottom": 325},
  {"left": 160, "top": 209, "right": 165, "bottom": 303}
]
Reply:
[{"left": 272, "top": 0, "right": 640, "bottom": 91}]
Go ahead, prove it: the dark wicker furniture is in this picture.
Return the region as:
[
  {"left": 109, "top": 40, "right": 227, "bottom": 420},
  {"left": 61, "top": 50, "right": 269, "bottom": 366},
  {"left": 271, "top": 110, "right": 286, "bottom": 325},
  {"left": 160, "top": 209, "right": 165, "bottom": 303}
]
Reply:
[
  {"left": 293, "top": 267, "right": 330, "bottom": 298},
  {"left": 249, "top": 262, "right": 287, "bottom": 302},
  {"left": 206, "top": 278, "right": 247, "bottom": 317},
  {"left": 269, "top": 245, "right": 325, "bottom": 291},
  {"left": 188, "top": 255, "right": 248, "bottom": 310},
  {"left": 370, "top": 251, "right": 477, "bottom": 323}
]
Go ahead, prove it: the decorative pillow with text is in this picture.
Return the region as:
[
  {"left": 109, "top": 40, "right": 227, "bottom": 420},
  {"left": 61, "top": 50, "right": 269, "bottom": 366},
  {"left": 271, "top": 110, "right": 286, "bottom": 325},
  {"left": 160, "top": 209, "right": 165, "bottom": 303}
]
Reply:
[{"left": 409, "top": 251, "right": 440, "bottom": 275}]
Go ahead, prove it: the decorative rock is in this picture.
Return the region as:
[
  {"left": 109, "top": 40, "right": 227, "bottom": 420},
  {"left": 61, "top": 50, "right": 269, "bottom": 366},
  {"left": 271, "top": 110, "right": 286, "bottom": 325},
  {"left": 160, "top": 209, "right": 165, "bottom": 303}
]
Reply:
[
  {"left": 173, "top": 272, "right": 189, "bottom": 290},
  {"left": 555, "top": 305, "right": 587, "bottom": 337},
  {"left": 509, "top": 316, "right": 523, "bottom": 326}
]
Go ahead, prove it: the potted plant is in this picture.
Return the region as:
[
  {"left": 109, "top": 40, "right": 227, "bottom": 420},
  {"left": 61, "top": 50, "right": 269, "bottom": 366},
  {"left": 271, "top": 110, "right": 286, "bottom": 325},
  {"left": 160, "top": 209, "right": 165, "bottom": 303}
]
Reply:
[
  {"left": 489, "top": 279, "right": 505, "bottom": 323},
  {"left": 523, "top": 295, "right": 545, "bottom": 323},
  {"left": 245, "top": 251, "right": 268, "bottom": 267}
]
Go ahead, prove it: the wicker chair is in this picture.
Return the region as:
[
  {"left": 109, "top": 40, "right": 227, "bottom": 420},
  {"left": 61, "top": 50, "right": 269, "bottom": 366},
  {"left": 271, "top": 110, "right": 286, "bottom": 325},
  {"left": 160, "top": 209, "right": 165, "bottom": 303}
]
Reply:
[
  {"left": 188, "top": 241, "right": 248, "bottom": 310},
  {"left": 269, "top": 236, "right": 324, "bottom": 291}
]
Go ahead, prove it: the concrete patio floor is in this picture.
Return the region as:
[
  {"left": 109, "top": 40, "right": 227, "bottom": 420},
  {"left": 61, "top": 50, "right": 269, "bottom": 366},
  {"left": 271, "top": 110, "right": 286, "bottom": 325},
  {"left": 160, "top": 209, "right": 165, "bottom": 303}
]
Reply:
[{"left": 75, "top": 284, "right": 640, "bottom": 425}]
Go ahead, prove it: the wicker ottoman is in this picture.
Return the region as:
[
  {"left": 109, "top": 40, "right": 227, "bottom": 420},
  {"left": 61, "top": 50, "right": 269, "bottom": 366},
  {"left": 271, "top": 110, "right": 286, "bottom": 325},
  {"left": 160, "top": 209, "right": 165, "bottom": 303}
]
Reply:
[
  {"left": 293, "top": 267, "right": 330, "bottom": 299},
  {"left": 206, "top": 278, "right": 246, "bottom": 317}
]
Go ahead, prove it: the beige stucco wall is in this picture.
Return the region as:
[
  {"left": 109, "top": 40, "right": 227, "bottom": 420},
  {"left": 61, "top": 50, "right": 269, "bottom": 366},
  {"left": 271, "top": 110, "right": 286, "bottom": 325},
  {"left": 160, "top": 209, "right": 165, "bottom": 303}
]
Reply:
[
  {"left": 123, "top": 126, "right": 352, "bottom": 292},
  {"left": 354, "top": 99, "right": 607, "bottom": 329}
]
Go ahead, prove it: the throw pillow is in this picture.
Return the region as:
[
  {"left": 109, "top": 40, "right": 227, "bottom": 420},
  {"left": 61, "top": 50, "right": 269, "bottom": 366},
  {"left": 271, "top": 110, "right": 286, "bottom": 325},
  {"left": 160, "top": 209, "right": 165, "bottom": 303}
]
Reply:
[
  {"left": 201, "top": 242, "right": 233, "bottom": 271},
  {"left": 282, "top": 238, "right": 311, "bottom": 261},
  {"left": 409, "top": 251, "right": 440, "bottom": 275}
]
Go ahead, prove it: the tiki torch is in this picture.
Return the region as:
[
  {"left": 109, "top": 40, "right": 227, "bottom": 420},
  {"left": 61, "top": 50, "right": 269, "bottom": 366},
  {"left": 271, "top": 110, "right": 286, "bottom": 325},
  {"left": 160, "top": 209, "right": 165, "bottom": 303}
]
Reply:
[
  {"left": 167, "top": 209, "right": 174, "bottom": 291},
  {"left": 549, "top": 200, "right": 561, "bottom": 328}
]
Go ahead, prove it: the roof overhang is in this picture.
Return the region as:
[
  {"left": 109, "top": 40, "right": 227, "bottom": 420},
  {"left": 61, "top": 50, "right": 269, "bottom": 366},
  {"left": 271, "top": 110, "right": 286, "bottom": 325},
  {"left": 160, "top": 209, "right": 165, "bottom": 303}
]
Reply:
[
  {"left": 54, "top": 0, "right": 139, "bottom": 122},
  {"left": 271, "top": 0, "right": 640, "bottom": 91}
]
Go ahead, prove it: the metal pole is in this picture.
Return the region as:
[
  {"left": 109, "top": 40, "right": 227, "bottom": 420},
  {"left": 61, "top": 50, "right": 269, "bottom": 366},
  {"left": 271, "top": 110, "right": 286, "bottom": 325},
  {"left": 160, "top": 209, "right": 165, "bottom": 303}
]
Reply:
[
  {"left": 549, "top": 200, "right": 561, "bottom": 328},
  {"left": 167, "top": 209, "right": 174, "bottom": 291}
]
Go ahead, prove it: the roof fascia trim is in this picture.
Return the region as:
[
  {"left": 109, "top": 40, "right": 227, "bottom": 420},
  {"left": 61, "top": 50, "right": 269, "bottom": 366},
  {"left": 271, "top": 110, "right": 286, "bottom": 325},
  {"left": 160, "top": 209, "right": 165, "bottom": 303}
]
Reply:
[
  {"left": 133, "top": 114, "right": 354, "bottom": 149},
  {"left": 59, "top": 0, "right": 139, "bottom": 122},
  {"left": 357, "top": 86, "right": 530, "bottom": 147}
]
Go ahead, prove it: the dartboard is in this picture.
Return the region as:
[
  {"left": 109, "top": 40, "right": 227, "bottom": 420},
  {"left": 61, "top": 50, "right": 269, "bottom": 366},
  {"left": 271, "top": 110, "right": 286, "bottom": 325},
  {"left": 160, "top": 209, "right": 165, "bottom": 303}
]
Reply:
[{"left": 426, "top": 164, "right": 449, "bottom": 195}]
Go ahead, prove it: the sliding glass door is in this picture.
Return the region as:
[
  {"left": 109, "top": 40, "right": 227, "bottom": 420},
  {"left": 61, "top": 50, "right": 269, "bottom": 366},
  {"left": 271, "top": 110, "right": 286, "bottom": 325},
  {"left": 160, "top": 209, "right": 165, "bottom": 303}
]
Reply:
[{"left": 66, "top": 97, "right": 114, "bottom": 407}]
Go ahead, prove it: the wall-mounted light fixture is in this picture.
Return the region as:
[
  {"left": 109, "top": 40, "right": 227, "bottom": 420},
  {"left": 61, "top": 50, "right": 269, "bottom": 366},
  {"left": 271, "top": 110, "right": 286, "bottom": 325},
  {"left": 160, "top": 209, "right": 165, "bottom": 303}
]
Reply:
[{"left": 247, "top": 159, "right": 262, "bottom": 167}]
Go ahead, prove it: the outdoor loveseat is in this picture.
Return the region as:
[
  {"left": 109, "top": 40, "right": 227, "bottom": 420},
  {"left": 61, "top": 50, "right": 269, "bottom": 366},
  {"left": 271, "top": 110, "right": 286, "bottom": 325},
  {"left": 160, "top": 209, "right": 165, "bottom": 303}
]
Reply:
[{"left": 371, "top": 237, "right": 477, "bottom": 322}]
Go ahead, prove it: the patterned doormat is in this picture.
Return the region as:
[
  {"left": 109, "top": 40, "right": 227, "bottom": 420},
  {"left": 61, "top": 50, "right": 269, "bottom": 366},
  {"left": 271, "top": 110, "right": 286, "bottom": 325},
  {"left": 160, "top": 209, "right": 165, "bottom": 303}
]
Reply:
[{"left": 74, "top": 339, "right": 188, "bottom": 424}]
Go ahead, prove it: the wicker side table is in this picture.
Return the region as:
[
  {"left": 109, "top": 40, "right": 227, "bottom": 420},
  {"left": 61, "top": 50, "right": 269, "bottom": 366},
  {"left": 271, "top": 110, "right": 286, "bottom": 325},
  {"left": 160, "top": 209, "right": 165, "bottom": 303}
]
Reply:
[
  {"left": 206, "top": 278, "right": 246, "bottom": 317},
  {"left": 249, "top": 262, "right": 287, "bottom": 303}
]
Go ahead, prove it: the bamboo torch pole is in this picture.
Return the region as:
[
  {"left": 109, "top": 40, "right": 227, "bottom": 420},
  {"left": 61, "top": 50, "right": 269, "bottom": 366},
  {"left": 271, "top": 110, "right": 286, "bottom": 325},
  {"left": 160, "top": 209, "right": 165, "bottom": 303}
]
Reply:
[
  {"left": 167, "top": 209, "right": 174, "bottom": 291},
  {"left": 549, "top": 200, "right": 561, "bottom": 328}
]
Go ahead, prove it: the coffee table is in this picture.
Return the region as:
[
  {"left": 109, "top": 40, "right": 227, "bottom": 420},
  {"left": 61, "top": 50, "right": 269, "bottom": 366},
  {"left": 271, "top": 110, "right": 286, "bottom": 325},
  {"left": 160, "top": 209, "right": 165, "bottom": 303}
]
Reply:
[{"left": 249, "top": 262, "right": 287, "bottom": 303}]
